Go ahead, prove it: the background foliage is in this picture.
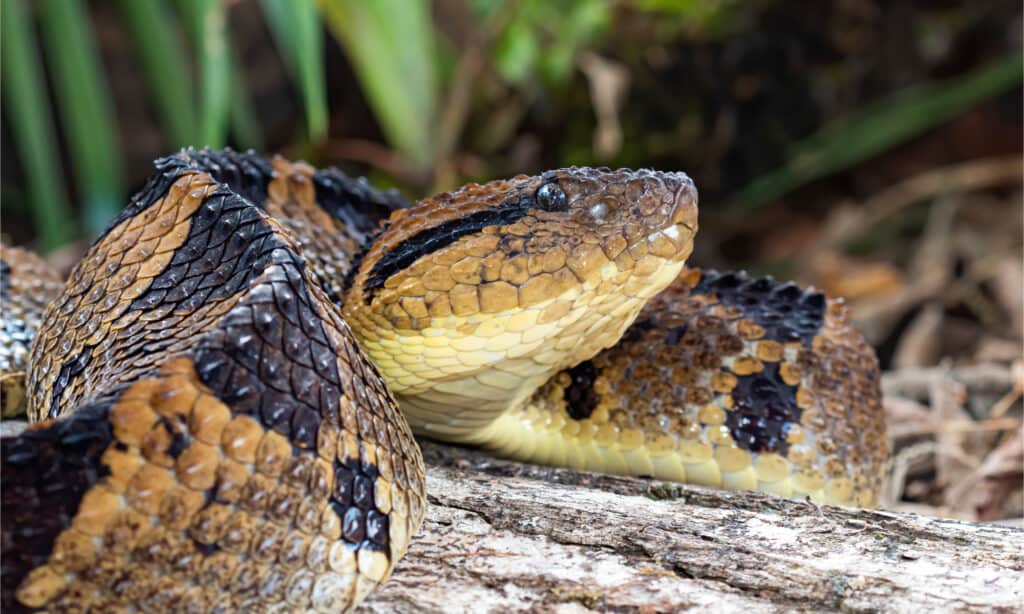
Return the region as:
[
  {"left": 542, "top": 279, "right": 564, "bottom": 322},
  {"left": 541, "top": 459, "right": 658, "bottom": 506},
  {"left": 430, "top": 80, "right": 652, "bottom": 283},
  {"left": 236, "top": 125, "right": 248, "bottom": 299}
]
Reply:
[{"left": 3, "top": 0, "right": 1019, "bottom": 249}]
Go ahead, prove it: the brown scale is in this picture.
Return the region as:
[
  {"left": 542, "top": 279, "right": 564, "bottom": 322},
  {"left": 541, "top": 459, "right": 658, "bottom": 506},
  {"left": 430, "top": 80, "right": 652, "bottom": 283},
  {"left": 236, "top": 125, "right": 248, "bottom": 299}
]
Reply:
[
  {"left": 262, "top": 158, "right": 363, "bottom": 303},
  {"left": 262, "top": 156, "right": 405, "bottom": 303},
  {"left": 3, "top": 150, "right": 424, "bottom": 612},
  {"left": 544, "top": 268, "right": 888, "bottom": 504},
  {"left": 0, "top": 245, "right": 63, "bottom": 417}
]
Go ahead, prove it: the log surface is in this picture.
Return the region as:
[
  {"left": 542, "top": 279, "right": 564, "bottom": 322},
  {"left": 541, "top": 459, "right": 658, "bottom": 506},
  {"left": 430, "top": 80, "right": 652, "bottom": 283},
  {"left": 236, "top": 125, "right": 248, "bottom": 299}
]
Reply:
[{"left": 362, "top": 442, "right": 1024, "bottom": 613}]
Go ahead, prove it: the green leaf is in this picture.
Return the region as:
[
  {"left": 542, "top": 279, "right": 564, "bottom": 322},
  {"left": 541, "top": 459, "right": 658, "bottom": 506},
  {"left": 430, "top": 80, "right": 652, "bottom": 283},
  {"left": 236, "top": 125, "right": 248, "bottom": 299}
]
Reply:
[
  {"left": 731, "top": 53, "right": 1024, "bottom": 209},
  {"left": 229, "top": 64, "right": 265, "bottom": 151},
  {"left": 39, "top": 0, "right": 124, "bottom": 238},
  {"left": 321, "top": 0, "right": 439, "bottom": 167},
  {"left": 1, "top": 0, "right": 75, "bottom": 249},
  {"left": 116, "top": 0, "right": 197, "bottom": 148},
  {"left": 494, "top": 19, "right": 538, "bottom": 84},
  {"left": 180, "top": 0, "right": 230, "bottom": 148},
  {"left": 490, "top": 0, "right": 610, "bottom": 87},
  {"left": 261, "top": 0, "right": 328, "bottom": 143}
]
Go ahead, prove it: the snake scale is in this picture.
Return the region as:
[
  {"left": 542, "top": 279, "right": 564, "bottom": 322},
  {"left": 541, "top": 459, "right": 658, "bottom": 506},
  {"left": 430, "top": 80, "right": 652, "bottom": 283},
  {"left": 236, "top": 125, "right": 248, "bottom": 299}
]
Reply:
[{"left": 0, "top": 149, "right": 887, "bottom": 612}]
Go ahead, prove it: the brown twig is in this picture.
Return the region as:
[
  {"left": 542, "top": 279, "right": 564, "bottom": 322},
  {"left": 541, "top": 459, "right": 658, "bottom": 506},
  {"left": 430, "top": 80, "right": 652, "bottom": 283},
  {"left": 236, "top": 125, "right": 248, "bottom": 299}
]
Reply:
[
  {"left": 320, "top": 139, "right": 423, "bottom": 185},
  {"left": 430, "top": 1, "right": 518, "bottom": 193},
  {"left": 821, "top": 155, "right": 1024, "bottom": 248},
  {"left": 881, "top": 364, "right": 1016, "bottom": 402}
]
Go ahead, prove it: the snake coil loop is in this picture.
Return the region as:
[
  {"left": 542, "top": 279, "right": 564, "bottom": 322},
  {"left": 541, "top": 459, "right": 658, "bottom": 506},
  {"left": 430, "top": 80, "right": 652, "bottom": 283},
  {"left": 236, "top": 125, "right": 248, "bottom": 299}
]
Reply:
[{"left": 0, "top": 149, "right": 885, "bottom": 612}]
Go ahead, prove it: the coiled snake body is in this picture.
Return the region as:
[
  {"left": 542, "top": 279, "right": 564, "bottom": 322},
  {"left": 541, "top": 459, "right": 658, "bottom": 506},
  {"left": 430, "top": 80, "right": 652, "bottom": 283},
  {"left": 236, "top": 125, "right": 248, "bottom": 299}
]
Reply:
[{"left": 0, "top": 150, "right": 887, "bottom": 612}]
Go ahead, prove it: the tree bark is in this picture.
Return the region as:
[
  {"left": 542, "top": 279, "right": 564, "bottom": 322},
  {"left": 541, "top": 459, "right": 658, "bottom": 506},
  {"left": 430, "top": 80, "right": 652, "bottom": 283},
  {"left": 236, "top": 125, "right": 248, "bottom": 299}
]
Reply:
[{"left": 362, "top": 441, "right": 1024, "bottom": 613}]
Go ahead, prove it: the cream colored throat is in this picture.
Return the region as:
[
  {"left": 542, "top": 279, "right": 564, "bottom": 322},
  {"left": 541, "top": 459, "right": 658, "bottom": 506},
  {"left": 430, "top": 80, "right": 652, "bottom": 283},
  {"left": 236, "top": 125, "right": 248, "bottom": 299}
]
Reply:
[{"left": 361, "top": 258, "right": 687, "bottom": 443}]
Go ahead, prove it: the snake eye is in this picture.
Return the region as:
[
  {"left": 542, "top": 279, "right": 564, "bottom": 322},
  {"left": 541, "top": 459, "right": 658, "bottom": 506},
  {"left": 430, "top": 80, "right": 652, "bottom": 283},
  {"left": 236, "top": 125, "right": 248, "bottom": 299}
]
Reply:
[{"left": 535, "top": 182, "right": 568, "bottom": 212}]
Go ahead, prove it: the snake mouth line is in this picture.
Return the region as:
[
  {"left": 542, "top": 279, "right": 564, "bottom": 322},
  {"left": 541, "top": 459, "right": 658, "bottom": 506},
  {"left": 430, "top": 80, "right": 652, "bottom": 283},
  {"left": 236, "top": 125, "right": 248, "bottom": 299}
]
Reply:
[
  {"left": 621, "top": 221, "right": 695, "bottom": 260},
  {"left": 666, "top": 221, "right": 695, "bottom": 237}
]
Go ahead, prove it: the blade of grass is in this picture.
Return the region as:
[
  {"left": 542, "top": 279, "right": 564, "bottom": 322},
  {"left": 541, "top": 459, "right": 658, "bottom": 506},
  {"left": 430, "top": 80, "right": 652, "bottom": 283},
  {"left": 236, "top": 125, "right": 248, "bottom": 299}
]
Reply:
[
  {"left": 261, "top": 0, "right": 328, "bottom": 143},
  {"left": 320, "top": 0, "right": 439, "bottom": 168},
  {"left": 177, "top": 0, "right": 262, "bottom": 150},
  {"left": 229, "top": 62, "right": 265, "bottom": 151},
  {"left": 115, "top": 0, "right": 196, "bottom": 148},
  {"left": 39, "top": 0, "right": 125, "bottom": 237},
  {"left": 731, "top": 53, "right": 1024, "bottom": 209},
  {"left": 2, "top": 0, "right": 75, "bottom": 249},
  {"left": 179, "top": 0, "right": 230, "bottom": 148}
]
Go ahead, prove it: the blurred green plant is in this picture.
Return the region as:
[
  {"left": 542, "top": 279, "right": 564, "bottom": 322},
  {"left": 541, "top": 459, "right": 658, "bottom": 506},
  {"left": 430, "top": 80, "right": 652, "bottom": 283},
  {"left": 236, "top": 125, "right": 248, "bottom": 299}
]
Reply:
[
  {"left": 116, "top": 0, "right": 197, "bottom": 148},
  {"left": 0, "top": 0, "right": 404, "bottom": 250},
  {"left": 321, "top": 0, "right": 439, "bottom": 167},
  {"left": 1, "top": 0, "right": 74, "bottom": 250},
  {"left": 731, "top": 52, "right": 1024, "bottom": 209},
  {"left": 0, "top": 0, "right": 765, "bottom": 251},
  {"left": 261, "top": 0, "right": 327, "bottom": 143},
  {"left": 478, "top": 0, "right": 610, "bottom": 85},
  {"left": 0, "top": 0, "right": 335, "bottom": 249},
  {"left": 632, "top": 0, "right": 740, "bottom": 23},
  {"left": 39, "top": 0, "right": 124, "bottom": 238},
  {"left": 1, "top": 0, "right": 1018, "bottom": 255}
]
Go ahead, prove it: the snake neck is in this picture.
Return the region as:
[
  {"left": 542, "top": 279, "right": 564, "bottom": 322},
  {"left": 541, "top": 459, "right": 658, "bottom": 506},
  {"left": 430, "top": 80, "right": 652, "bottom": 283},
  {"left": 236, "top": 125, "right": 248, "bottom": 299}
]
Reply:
[{"left": 357, "top": 258, "right": 689, "bottom": 443}]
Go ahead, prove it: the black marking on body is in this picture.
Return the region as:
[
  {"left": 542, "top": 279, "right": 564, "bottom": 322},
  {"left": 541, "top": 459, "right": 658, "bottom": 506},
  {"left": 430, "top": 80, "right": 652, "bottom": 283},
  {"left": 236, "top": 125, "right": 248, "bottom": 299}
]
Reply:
[
  {"left": 1, "top": 402, "right": 114, "bottom": 611},
  {"left": 100, "top": 148, "right": 273, "bottom": 245},
  {"left": 726, "top": 362, "right": 801, "bottom": 455},
  {"left": 313, "top": 167, "right": 407, "bottom": 245},
  {"left": 618, "top": 317, "right": 658, "bottom": 345},
  {"left": 192, "top": 539, "right": 219, "bottom": 557},
  {"left": 333, "top": 455, "right": 388, "bottom": 552},
  {"left": 665, "top": 325, "right": 687, "bottom": 346},
  {"left": 101, "top": 154, "right": 196, "bottom": 241},
  {"left": 160, "top": 415, "right": 191, "bottom": 459},
  {"left": 0, "top": 259, "right": 10, "bottom": 294},
  {"left": 193, "top": 250, "right": 332, "bottom": 448},
  {"left": 128, "top": 184, "right": 287, "bottom": 314},
  {"left": 341, "top": 242, "right": 374, "bottom": 297},
  {"left": 181, "top": 148, "right": 274, "bottom": 206},
  {"left": 692, "top": 270, "right": 825, "bottom": 346},
  {"left": 27, "top": 150, "right": 401, "bottom": 566},
  {"left": 49, "top": 345, "right": 93, "bottom": 419},
  {"left": 362, "top": 197, "right": 535, "bottom": 300},
  {"left": 563, "top": 360, "right": 601, "bottom": 420},
  {"left": 192, "top": 249, "right": 390, "bottom": 552}
]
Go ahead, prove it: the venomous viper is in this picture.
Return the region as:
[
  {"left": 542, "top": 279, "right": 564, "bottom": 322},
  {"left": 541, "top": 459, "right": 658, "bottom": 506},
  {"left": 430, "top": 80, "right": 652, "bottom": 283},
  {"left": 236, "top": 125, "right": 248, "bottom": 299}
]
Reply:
[{"left": 0, "top": 149, "right": 887, "bottom": 612}]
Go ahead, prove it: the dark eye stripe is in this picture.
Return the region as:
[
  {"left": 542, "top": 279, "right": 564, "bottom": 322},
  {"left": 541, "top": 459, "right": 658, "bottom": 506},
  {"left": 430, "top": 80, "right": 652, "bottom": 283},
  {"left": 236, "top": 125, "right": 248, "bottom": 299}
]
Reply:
[{"left": 361, "top": 197, "right": 534, "bottom": 301}]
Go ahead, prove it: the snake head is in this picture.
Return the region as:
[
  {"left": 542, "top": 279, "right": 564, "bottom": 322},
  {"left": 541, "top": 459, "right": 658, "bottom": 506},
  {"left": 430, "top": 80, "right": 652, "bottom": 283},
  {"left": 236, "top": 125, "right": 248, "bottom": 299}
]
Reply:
[
  {"left": 342, "top": 167, "right": 699, "bottom": 435},
  {"left": 531, "top": 166, "right": 698, "bottom": 277},
  {"left": 345, "top": 167, "right": 698, "bottom": 313}
]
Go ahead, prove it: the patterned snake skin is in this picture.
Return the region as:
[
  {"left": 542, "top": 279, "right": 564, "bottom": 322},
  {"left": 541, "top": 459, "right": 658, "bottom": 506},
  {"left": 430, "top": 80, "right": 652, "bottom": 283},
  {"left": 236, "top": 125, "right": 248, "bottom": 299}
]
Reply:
[
  {"left": 0, "top": 246, "right": 63, "bottom": 418},
  {"left": 0, "top": 149, "right": 887, "bottom": 612}
]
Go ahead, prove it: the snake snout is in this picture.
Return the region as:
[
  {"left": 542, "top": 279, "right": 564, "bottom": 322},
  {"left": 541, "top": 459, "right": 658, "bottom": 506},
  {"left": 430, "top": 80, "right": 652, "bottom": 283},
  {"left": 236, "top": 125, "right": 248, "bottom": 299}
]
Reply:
[
  {"left": 666, "top": 172, "right": 699, "bottom": 232},
  {"left": 629, "top": 170, "right": 698, "bottom": 263}
]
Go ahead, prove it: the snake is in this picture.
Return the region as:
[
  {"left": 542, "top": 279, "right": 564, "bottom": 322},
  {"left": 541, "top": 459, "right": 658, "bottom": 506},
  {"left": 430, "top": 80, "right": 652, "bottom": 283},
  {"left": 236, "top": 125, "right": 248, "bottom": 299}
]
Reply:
[{"left": 0, "top": 149, "right": 887, "bottom": 612}]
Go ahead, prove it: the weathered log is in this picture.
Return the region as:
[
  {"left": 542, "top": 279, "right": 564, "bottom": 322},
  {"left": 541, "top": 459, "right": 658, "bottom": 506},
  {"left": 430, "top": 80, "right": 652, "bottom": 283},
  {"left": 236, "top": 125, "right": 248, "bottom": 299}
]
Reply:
[
  {"left": 362, "top": 441, "right": 1024, "bottom": 613},
  {"left": 2, "top": 422, "right": 1020, "bottom": 611}
]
